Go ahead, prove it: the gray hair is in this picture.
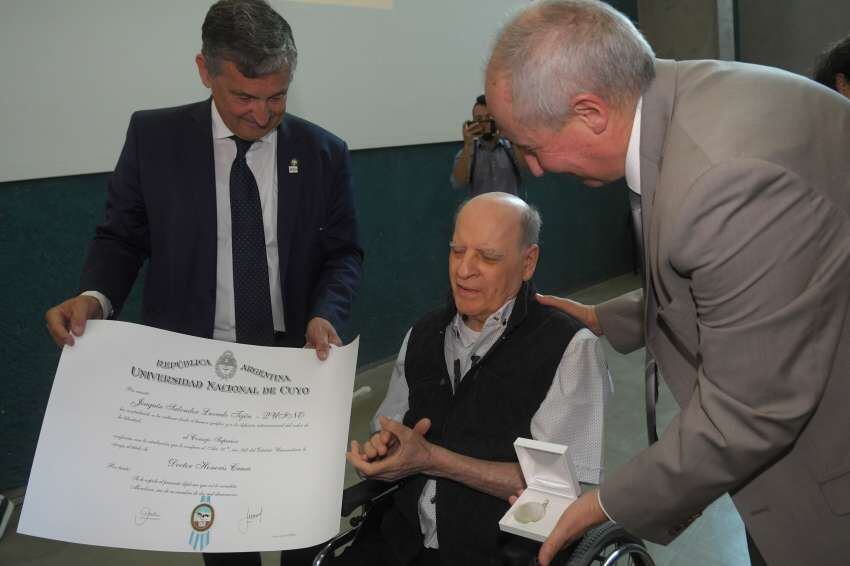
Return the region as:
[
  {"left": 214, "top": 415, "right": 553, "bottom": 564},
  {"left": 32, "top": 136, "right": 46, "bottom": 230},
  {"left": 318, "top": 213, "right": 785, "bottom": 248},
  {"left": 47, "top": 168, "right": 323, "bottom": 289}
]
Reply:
[
  {"left": 519, "top": 201, "right": 542, "bottom": 249},
  {"left": 489, "top": 0, "right": 655, "bottom": 130},
  {"left": 202, "top": 0, "right": 297, "bottom": 78}
]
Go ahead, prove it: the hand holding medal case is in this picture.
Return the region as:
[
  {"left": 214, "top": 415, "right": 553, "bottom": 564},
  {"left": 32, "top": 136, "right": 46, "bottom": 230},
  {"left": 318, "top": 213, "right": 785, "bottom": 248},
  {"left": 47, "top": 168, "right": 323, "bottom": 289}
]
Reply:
[{"left": 499, "top": 438, "right": 582, "bottom": 542}]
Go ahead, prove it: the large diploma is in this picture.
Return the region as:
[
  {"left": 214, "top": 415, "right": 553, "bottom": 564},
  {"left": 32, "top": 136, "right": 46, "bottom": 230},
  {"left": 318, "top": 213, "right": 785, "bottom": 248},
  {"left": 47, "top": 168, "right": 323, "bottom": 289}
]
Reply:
[{"left": 18, "top": 320, "right": 358, "bottom": 552}]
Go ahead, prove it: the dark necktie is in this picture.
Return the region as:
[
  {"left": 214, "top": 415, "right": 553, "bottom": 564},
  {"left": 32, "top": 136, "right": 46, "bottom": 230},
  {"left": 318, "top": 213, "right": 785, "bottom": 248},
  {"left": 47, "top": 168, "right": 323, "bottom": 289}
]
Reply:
[
  {"left": 630, "top": 190, "right": 660, "bottom": 445},
  {"left": 230, "top": 136, "right": 274, "bottom": 346}
]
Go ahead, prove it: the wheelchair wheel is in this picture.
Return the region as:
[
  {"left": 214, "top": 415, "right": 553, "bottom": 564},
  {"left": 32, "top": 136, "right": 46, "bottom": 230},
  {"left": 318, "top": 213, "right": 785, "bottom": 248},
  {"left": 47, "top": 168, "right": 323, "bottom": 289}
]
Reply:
[{"left": 563, "top": 522, "right": 654, "bottom": 566}]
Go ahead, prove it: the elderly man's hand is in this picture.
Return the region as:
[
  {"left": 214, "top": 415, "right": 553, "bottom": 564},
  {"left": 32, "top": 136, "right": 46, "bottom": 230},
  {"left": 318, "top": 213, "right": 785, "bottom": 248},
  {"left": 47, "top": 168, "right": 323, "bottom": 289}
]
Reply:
[
  {"left": 359, "top": 429, "right": 399, "bottom": 463},
  {"left": 304, "top": 317, "right": 342, "bottom": 361},
  {"left": 346, "top": 416, "right": 432, "bottom": 482},
  {"left": 536, "top": 293, "right": 603, "bottom": 336},
  {"left": 537, "top": 490, "right": 607, "bottom": 566}
]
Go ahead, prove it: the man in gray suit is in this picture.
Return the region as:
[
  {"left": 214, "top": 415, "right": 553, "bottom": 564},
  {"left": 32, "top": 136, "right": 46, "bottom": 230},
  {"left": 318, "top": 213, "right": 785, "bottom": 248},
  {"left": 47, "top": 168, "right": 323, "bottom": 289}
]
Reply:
[{"left": 484, "top": 1, "right": 850, "bottom": 565}]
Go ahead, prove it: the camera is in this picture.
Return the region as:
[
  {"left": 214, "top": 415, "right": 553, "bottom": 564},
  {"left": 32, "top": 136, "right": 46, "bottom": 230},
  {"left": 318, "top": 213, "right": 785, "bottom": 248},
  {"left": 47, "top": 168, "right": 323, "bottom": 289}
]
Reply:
[{"left": 465, "top": 118, "right": 497, "bottom": 136}]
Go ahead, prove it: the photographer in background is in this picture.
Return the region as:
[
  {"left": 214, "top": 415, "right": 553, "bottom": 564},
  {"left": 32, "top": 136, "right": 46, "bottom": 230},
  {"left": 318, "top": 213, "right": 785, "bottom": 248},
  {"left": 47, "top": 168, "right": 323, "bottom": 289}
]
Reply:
[{"left": 451, "top": 94, "right": 525, "bottom": 197}]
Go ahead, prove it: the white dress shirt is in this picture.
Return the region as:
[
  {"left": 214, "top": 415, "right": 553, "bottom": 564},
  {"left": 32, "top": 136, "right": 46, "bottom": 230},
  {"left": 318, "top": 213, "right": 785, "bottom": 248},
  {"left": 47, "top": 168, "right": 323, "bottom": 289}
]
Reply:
[
  {"left": 625, "top": 97, "right": 643, "bottom": 195},
  {"left": 85, "top": 100, "right": 286, "bottom": 340},
  {"left": 373, "top": 297, "right": 612, "bottom": 549}
]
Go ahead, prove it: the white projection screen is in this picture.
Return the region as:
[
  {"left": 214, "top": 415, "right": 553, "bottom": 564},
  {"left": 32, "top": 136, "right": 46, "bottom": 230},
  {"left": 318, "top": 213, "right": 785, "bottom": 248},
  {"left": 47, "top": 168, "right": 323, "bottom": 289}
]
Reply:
[{"left": 0, "top": 0, "right": 528, "bottom": 182}]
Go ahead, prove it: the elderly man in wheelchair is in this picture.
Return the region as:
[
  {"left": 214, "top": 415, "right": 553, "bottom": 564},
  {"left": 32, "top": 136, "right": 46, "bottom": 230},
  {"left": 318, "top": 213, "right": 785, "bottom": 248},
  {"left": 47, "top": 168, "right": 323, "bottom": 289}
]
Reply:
[{"left": 314, "top": 193, "right": 653, "bottom": 565}]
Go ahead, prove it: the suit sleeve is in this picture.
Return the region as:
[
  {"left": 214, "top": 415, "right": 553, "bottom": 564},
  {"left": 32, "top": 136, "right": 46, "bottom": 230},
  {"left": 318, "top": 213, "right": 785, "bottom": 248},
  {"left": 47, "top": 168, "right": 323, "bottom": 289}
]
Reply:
[
  {"left": 600, "top": 158, "right": 849, "bottom": 542},
  {"left": 596, "top": 288, "right": 644, "bottom": 354},
  {"left": 308, "top": 141, "right": 363, "bottom": 331},
  {"left": 79, "top": 114, "right": 150, "bottom": 316}
]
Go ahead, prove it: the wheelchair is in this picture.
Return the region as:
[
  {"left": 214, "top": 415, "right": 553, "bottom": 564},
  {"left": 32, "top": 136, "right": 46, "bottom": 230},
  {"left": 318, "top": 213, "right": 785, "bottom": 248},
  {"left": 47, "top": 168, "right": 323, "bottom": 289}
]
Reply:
[{"left": 312, "top": 479, "right": 655, "bottom": 566}]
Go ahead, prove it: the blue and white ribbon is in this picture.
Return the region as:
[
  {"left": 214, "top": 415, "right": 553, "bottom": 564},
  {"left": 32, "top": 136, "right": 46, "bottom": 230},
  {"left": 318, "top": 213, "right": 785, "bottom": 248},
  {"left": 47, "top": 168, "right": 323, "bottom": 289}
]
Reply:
[{"left": 188, "top": 495, "right": 212, "bottom": 551}]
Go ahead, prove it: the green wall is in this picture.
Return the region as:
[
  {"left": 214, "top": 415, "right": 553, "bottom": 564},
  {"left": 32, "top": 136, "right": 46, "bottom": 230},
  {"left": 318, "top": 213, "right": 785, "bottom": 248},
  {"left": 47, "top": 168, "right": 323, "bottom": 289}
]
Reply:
[{"left": 0, "top": 141, "right": 632, "bottom": 490}]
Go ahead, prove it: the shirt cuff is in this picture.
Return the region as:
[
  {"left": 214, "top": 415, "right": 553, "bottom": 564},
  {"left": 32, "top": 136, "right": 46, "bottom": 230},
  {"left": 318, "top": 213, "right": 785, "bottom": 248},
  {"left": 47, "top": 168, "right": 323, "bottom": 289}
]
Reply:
[
  {"left": 81, "top": 291, "right": 112, "bottom": 319},
  {"left": 597, "top": 489, "right": 616, "bottom": 523}
]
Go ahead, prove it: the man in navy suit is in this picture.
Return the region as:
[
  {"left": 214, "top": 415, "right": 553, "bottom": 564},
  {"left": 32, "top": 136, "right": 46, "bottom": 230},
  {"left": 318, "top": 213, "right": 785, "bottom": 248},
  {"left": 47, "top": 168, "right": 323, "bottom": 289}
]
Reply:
[{"left": 45, "top": 1, "right": 362, "bottom": 563}]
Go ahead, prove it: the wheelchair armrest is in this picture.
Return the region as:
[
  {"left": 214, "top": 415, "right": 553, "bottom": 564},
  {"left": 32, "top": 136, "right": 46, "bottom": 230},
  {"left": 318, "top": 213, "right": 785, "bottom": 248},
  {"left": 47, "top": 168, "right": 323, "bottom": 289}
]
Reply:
[{"left": 341, "top": 479, "right": 399, "bottom": 516}]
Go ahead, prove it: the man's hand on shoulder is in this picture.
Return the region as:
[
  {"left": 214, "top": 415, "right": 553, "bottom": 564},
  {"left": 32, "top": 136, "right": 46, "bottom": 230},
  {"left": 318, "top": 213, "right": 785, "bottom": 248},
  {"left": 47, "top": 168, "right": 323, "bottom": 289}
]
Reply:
[
  {"left": 304, "top": 317, "right": 342, "bottom": 361},
  {"left": 45, "top": 295, "right": 103, "bottom": 347},
  {"left": 536, "top": 293, "right": 603, "bottom": 336},
  {"left": 346, "top": 416, "right": 433, "bottom": 482}
]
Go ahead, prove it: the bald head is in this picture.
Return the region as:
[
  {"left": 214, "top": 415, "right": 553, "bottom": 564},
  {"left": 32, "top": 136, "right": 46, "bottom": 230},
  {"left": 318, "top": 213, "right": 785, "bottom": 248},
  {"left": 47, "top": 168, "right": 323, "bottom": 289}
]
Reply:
[
  {"left": 456, "top": 192, "right": 541, "bottom": 251},
  {"left": 450, "top": 193, "right": 541, "bottom": 330}
]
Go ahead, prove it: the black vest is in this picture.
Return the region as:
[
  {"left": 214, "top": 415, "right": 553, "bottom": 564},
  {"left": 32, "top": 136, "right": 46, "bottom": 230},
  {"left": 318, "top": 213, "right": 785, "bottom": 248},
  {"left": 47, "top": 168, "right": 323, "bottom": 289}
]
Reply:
[{"left": 381, "top": 283, "right": 583, "bottom": 565}]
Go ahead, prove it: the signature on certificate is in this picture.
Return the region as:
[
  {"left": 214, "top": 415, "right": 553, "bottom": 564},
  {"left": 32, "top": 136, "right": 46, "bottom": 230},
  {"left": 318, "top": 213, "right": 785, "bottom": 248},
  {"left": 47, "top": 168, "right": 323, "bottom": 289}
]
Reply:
[
  {"left": 134, "top": 507, "right": 161, "bottom": 526},
  {"left": 238, "top": 506, "right": 264, "bottom": 533}
]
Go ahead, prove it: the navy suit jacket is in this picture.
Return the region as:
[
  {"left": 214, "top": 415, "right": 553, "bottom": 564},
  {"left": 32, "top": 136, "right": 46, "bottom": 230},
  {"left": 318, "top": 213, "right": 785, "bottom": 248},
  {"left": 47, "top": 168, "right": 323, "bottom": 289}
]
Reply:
[{"left": 80, "top": 99, "right": 363, "bottom": 347}]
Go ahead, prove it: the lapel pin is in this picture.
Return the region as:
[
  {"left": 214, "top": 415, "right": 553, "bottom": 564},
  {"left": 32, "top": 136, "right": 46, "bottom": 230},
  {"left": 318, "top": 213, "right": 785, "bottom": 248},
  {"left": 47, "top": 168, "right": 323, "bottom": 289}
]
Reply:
[{"left": 288, "top": 158, "right": 299, "bottom": 174}]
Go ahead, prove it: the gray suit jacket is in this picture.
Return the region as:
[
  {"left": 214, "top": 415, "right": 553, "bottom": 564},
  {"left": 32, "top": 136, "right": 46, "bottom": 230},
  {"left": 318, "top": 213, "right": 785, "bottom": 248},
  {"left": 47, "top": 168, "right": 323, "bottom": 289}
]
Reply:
[{"left": 597, "top": 59, "right": 850, "bottom": 565}]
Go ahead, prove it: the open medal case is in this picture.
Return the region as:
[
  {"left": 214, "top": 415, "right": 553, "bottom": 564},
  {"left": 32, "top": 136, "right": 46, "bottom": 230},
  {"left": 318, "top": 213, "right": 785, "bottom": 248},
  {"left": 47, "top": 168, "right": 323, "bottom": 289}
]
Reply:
[{"left": 498, "top": 437, "right": 582, "bottom": 542}]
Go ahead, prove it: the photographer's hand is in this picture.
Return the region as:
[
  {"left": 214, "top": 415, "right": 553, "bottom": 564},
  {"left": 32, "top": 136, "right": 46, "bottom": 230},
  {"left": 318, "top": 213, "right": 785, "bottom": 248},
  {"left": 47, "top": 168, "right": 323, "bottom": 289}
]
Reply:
[{"left": 462, "top": 120, "right": 482, "bottom": 145}]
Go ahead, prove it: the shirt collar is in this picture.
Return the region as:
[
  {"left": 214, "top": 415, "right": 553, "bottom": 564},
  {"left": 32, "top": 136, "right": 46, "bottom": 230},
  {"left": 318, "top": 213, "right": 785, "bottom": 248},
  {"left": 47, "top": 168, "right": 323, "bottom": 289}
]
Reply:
[
  {"left": 451, "top": 296, "right": 516, "bottom": 346},
  {"left": 625, "top": 97, "right": 643, "bottom": 195},
  {"left": 210, "top": 99, "right": 276, "bottom": 144}
]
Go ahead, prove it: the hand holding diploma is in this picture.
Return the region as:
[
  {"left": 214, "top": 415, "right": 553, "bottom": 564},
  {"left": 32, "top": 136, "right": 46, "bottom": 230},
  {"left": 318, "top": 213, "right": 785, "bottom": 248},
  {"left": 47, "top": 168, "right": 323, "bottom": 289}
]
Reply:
[
  {"left": 304, "top": 316, "right": 343, "bottom": 361},
  {"left": 44, "top": 294, "right": 103, "bottom": 347}
]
